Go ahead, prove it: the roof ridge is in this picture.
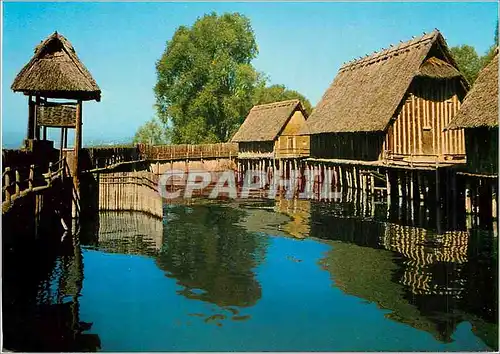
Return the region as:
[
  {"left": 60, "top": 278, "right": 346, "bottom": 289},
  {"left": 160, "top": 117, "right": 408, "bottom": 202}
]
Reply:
[
  {"left": 252, "top": 99, "right": 300, "bottom": 110},
  {"left": 340, "top": 30, "right": 439, "bottom": 72}
]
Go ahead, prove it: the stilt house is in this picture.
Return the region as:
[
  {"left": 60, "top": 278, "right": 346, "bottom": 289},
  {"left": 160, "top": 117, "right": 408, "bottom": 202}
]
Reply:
[
  {"left": 447, "top": 49, "right": 498, "bottom": 176},
  {"left": 232, "top": 99, "right": 310, "bottom": 159},
  {"left": 304, "top": 30, "right": 469, "bottom": 166}
]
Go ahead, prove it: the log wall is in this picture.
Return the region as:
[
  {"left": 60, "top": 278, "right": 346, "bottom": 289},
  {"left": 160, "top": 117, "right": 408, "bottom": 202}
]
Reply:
[
  {"left": 97, "top": 171, "right": 162, "bottom": 218},
  {"left": 383, "top": 78, "right": 465, "bottom": 160}
]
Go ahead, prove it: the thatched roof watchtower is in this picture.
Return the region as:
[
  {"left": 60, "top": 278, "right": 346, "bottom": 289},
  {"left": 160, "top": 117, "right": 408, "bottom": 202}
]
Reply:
[{"left": 11, "top": 31, "right": 101, "bottom": 201}]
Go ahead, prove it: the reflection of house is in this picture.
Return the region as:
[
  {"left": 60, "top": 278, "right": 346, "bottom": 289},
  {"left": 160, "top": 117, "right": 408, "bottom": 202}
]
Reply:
[
  {"left": 320, "top": 242, "right": 458, "bottom": 343},
  {"left": 274, "top": 198, "right": 311, "bottom": 239},
  {"left": 97, "top": 211, "right": 163, "bottom": 255},
  {"left": 447, "top": 49, "right": 498, "bottom": 176},
  {"left": 381, "top": 223, "right": 469, "bottom": 295},
  {"left": 304, "top": 30, "right": 468, "bottom": 166},
  {"left": 232, "top": 100, "right": 310, "bottom": 159}
]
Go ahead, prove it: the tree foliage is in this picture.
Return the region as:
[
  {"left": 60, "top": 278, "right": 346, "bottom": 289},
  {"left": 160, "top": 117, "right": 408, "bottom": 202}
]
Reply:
[
  {"left": 133, "top": 118, "right": 169, "bottom": 145},
  {"left": 154, "top": 12, "right": 261, "bottom": 144},
  {"left": 152, "top": 12, "right": 313, "bottom": 144},
  {"left": 450, "top": 45, "right": 483, "bottom": 84},
  {"left": 253, "top": 84, "right": 313, "bottom": 115},
  {"left": 451, "top": 23, "right": 499, "bottom": 85}
]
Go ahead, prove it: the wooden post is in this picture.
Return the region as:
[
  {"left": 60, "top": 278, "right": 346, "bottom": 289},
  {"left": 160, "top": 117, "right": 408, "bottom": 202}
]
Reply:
[
  {"left": 59, "top": 128, "right": 65, "bottom": 160},
  {"left": 27, "top": 96, "right": 35, "bottom": 140},
  {"left": 48, "top": 162, "right": 53, "bottom": 187},
  {"left": 15, "top": 170, "right": 20, "bottom": 196},
  {"left": 35, "top": 96, "right": 41, "bottom": 140},
  {"left": 29, "top": 165, "right": 34, "bottom": 191},
  {"left": 72, "top": 100, "right": 83, "bottom": 218},
  {"left": 43, "top": 126, "right": 47, "bottom": 141},
  {"left": 4, "top": 168, "right": 11, "bottom": 205}
]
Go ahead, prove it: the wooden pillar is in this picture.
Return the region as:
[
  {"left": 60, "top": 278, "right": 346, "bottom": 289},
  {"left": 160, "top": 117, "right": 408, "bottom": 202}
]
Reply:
[
  {"left": 35, "top": 96, "right": 41, "bottom": 140},
  {"left": 72, "top": 100, "right": 83, "bottom": 217},
  {"left": 64, "top": 128, "right": 68, "bottom": 148},
  {"left": 479, "top": 179, "right": 493, "bottom": 228},
  {"left": 59, "top": 128, "right": 64, "bottom": 160},
  {"left": 27, "top": 95, "right": 35, "bottom": 140}
]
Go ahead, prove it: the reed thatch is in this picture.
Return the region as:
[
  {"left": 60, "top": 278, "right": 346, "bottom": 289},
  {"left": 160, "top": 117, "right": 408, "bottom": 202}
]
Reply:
[
  {"left": 304, "top": 30, "right": 465, "bottom": 134},
  {"left": 416, "top": 56, "right": 462, "bottom": 79},
  {"left": 232, "top": 99, "right": 307, "bottom": 142},
  {"left": 447, "top": 49, "right": 498, "bottom": 130},
  {"left": 11, "top": 32, "right": 101, "bottom": 101}
]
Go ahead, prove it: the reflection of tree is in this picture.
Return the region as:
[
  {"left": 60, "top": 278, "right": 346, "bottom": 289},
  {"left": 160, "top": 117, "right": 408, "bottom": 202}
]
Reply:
[
  {"left": 156, "top": 204, "right": 269, "bottom": 308},
  {"left": 3, "top": 235, "right": 101, "bottom": 352}
]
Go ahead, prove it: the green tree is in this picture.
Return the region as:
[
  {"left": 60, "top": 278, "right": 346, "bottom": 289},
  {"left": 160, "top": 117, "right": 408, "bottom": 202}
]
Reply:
[
  {"left": 253, "top": 84, "right": 313, "bottom": 115},
  {"left": 451, "top": 23, "right": 499, "bottom": 84},
  {"left": 450, "top": 45, "right": 483, "bottom": 84},
  {"left": 133, "top": 118, "right": 169, "bottom": 145},
  {"left": 155, "top": 12, "right": 262, "bottom": 144}
]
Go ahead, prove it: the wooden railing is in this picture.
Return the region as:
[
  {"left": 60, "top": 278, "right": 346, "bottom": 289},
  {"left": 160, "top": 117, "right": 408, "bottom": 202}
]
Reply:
[
  {"left": 82, "top": 146, "right": 142, "bottom": 171},
  {"left": 80, "top": 143, "right": 239, "bottom": 172},
  {"left": 2, "top": 157, "right": 67, "bottom": 212},
  {"left": 383, "top": 151, "right": 466, "bottom": 168},
  {"left": 138, "top": 143, "right": 238, "bottom": 161}
]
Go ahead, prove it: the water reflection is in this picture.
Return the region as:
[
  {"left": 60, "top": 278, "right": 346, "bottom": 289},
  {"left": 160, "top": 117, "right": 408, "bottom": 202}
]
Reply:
[
  {"left": 85, "top": 211, "right": 163, "bottom": 256},
  {"left": 7, "top": 186, "right": 495, "bottom": 351},
  {"left": 156, "top": 204, "right": 269, "bottom": 311},
  {"left": 2, "top": 234, "right": 100, "bottom": 352},
  {"left": 307, "top": 198, "right": 498, "bottom": 350}
]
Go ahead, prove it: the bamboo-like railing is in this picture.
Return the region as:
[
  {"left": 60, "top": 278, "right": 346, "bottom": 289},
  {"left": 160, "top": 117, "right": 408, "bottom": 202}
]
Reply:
[
  {"left": 137, "top": 142, "right": 238, "bottom": 161},
  {"left": 2, "top": 157, "right": 67, "bottom": 213},
  {"left": 81, "top": 143, "right": 238, "bottom": 173}
]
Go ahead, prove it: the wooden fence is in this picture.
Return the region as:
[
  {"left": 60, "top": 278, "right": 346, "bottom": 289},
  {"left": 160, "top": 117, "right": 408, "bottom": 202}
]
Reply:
[
  {"left": 80, "top": 143, "right": 238, "bottom": 172},
  {"left": 98, "top": 171, "right": 162, "bottom": 218},
  {"left": 137, "top": 143, "right": 238, "bottom": 161}
]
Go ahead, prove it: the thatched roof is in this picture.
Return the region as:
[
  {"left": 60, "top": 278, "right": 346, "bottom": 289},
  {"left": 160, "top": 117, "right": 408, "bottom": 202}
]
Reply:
[
  {"left": 447, "top": 49, "right": 498, "bottom": 130},
  {"left": 416, "top": 56, "right": 462, "bottom": 79},
  {"left": 232, "top": 99, "right": 307, "bottom": 142},
  {"left": 304, "top": 30, "right": 466, "bottom": 134},
  {"left": 11, "top": 32, "right": 101, "bottom": 101}
]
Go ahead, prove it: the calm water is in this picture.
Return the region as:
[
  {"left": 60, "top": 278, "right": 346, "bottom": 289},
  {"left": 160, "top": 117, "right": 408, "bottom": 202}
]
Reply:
[{"left": 3, "top": 197, "right": 498, "bottom": 352}]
